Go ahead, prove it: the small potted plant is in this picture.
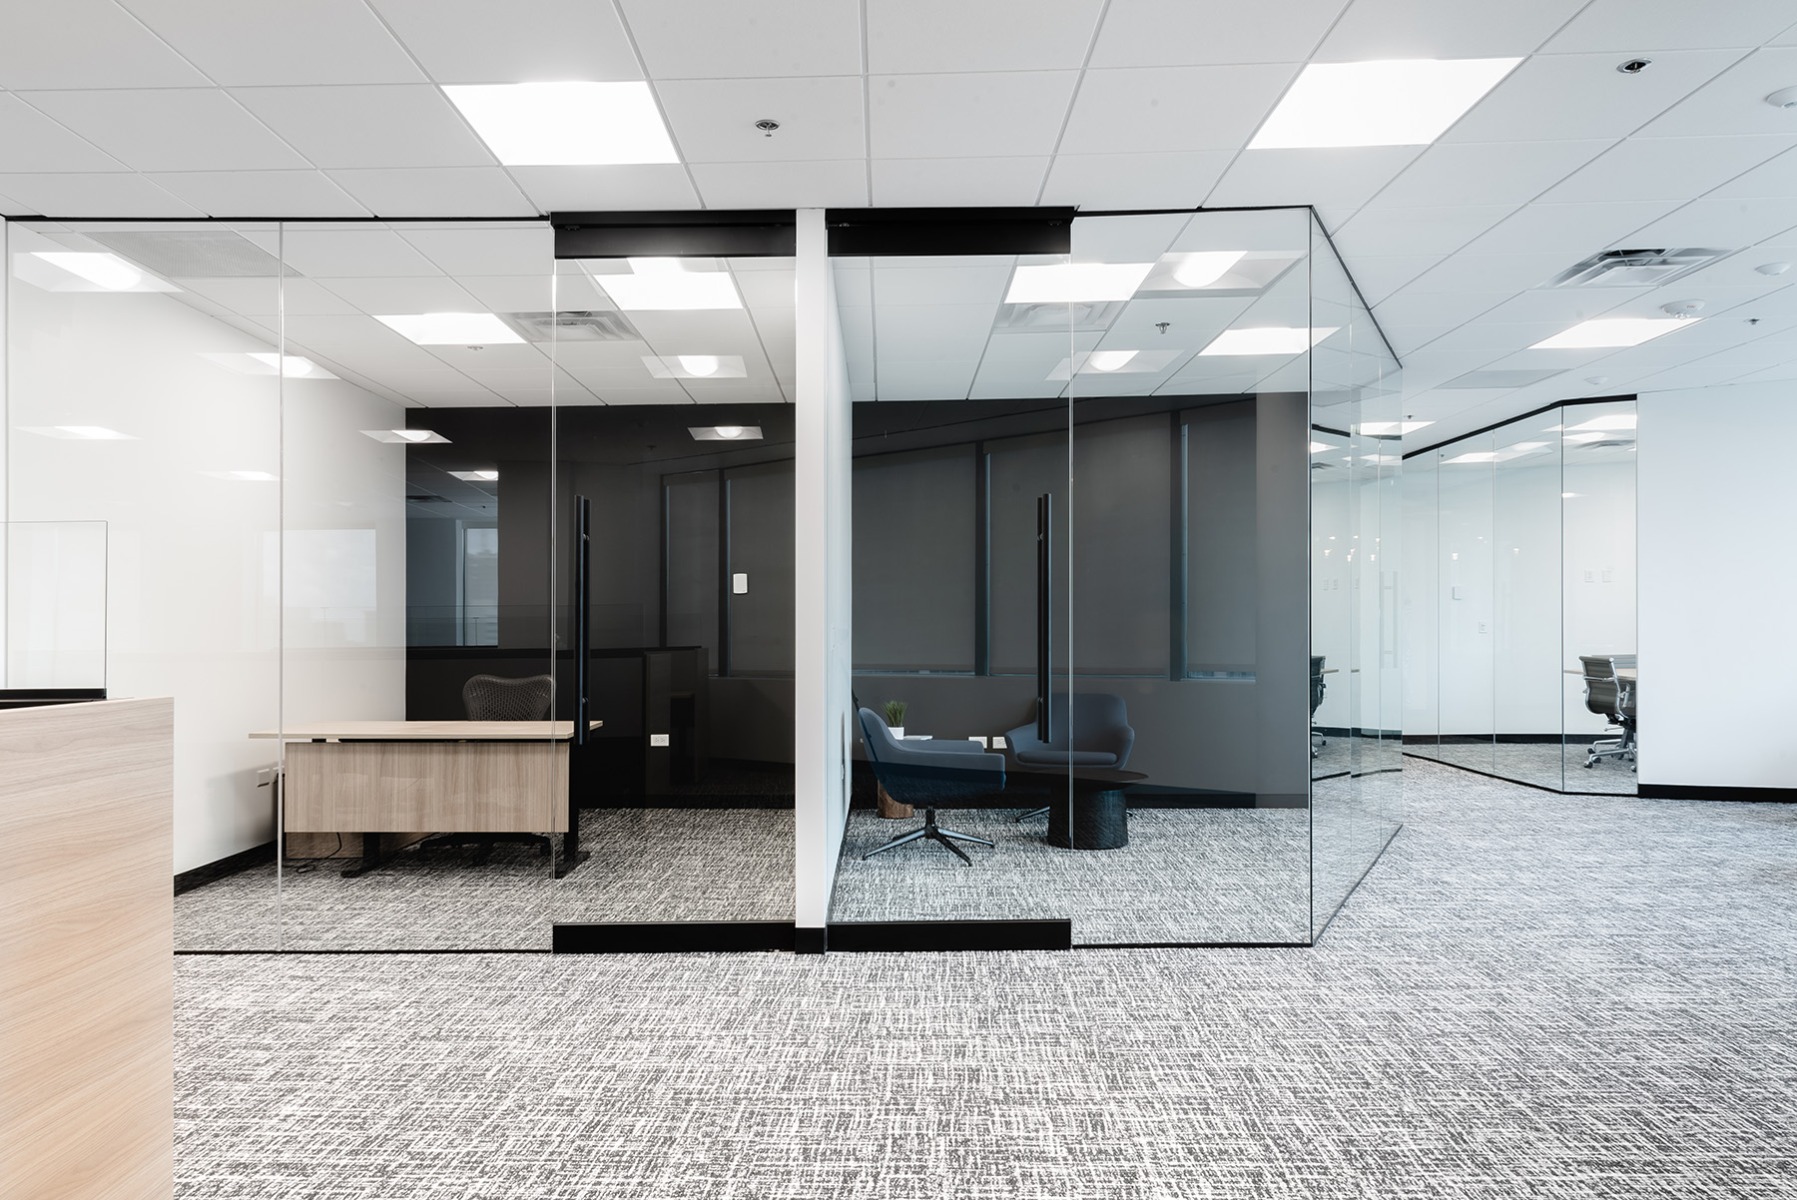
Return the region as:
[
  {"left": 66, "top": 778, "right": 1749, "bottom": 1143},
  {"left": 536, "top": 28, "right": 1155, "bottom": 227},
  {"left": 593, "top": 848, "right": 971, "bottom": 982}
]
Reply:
[{"left": 882, "top": 699, "right": 908, "bottom": 740}]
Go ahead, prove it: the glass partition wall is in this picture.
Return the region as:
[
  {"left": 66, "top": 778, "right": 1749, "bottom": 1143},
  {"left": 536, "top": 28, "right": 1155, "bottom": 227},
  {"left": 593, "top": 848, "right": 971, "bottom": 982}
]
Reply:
[
  {"left": 828, "top": 208, "right": 1402, "bottom": 945},
  {"left": 1404, "top": 399, "right": 1638, "bottom": 794}
]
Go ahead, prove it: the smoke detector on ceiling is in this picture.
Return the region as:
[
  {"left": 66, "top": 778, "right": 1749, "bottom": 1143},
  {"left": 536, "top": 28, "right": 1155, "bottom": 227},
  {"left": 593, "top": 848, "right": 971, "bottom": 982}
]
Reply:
[
  {"left": 1756, "top": 261, "right": 1791, "bottom": 276},
  {"left": 1547, "top": 248, "right": 1729, "bottom": 288},
  {"left": 1660, "top": 298, "right": 1705, "bottom": 319},
  {"left": 1766, "top": 86, "right": 1797, "bottom": 109}
]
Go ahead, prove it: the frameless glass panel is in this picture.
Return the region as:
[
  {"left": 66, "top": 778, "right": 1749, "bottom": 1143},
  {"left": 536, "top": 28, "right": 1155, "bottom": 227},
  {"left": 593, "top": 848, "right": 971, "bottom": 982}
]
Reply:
[
  {"left": 2, "top": 520, "right": 108, "bottom": 693},
  {"left": 274, "top": 220, "right": 561, "bottom": 950},
  {"left": 7, "top": 220, "right": 284, "bottom": 950},
  {"left": 1493, "top": 410, "right": 1565, "bottom": 790},
  {"left": 1431, "top": 433, "right": 1498, "bottom": 779},
  {"left": 1402, "top": 448, "right": 1441, "bottom": 762},
  {"left": 830, "top": 248, "right": 1075, "bottom": 930},
  {"left": 1561, "top": 399, "right": 1638, "bottom": 793},
  {"left": 544, "top": 251, "right": 798, "bottom": 927}
]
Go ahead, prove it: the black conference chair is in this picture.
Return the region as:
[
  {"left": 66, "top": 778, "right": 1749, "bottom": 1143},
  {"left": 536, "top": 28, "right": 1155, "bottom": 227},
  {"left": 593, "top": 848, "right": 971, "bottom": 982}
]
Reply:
[
  {"left": 1006, "top": 692, "right": 1134, "bottom": 822},
  {"left": 1311, "top": 655, "right": 1327, "bottom": 758},
  {"left": 1580, "top": 655, "right": 1637, "bottom": 769},
  {"left": 857, "top": 707, "right": 1004, "bottom": 865},
  {"left": 421, "top": 673, "right": 556, "bottom": 864}
]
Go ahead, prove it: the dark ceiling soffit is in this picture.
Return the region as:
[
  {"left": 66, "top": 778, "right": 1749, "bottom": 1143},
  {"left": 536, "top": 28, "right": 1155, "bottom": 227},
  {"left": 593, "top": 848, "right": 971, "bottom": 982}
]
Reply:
[
  {"left": 550, "top": 210, "right": 797, "bottom": 259},
  {"left": 1403, "top": 394, "right": 1639, "bottom": 460},
  {"left": 824, "top": 207, "right": 1075, "bottom": 256}
]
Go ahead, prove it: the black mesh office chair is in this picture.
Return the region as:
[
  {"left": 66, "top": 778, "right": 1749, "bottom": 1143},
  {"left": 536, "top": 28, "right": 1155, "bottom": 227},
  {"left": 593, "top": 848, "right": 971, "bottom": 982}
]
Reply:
[
  {"left": 1311, "top": 655, "right": 1327, "bottom": 758},
  {"left": 1580, "top": 654, "right": 1637, "bottom": 769},
  {"left": 422, "top": 674, "right": 556, "bottom": 864}
]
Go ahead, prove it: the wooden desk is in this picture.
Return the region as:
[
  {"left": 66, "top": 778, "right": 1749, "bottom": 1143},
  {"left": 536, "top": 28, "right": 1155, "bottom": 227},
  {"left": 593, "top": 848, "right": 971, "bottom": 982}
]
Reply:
[{"left": 251, "top": 720, "right": 600, "bottom": 877}]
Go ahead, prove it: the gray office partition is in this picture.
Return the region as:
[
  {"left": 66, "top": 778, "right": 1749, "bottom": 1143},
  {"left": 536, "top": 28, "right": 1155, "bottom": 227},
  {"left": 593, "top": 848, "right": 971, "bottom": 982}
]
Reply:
[{"left": 1403, "top": 398, "right": 1638, "bottom": 794}]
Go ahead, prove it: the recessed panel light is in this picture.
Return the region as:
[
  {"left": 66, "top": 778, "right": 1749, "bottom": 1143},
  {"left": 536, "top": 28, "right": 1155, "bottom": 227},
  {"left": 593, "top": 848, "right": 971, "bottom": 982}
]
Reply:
[
  {"left": 598, "top": 260, "right": 743, "bottom": 311},
  {"left": 376, "top": 313, "right": 525, "bottom": 345},
  {"left": 1444, "top": 451, "right": 1497, "bottom": 464},
  {"left": 1005, "top": 262, "right": 1155, "bottom": 304},
  {"left": 1199, "top": 326, "right": 1338, "bottom": 356},
  {"left": 32, "top": 251, "right": 142, "bottom": 289},
  {"left": 443, "top": 82, "right": 678, "bottom": 166},
  {"left": 689, "top": 425, "right": 765, "bottom": 442},
  {"left": 247, "top": 352, "right": 321, "bottom": 378},
  {"left": 1561, "top": 431, "right": 1607, "bottom": 444},
  {"left": 1087, "top": 350, "right": 1138, "bottom": 372},
  {"left": 449, "top": 469, "right": 500, "bottom": 482},
  {"left": 1566, "top": 413, "right": 1637, "bottom": 432},
  {"left": 1249, "top": 58, "right": 1521, "bottom": 149},
  {"left": 1172, "top": 252, "right": 1247, "bottom": 289},
  {"left": 1530, "top": 318, "right": 1692, "bottom": 350},
  {"left": 18, "top": 425, "right": 136, "bottom": 440},
  {"left": 1358, "top": 420, "right": 1433, "bottom": 436},
  {"left": 200, "top": 352, "right": 339, "bottom": 379},
  {"left": 1309, "top": 441, "right": 1334, "bottom": 454},
  {"left": 643, "top": 354, "right": 748, "bottom": 379},
  {"left": 361, "top": 429, "right": 451, "bottom": 444}
]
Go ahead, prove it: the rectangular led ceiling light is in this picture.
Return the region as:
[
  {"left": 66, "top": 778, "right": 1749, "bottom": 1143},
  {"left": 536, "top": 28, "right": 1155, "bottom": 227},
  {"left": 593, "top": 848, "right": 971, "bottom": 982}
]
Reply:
[
  {"left": 1530, "top": 318, "right": 1693, "bottom": 350},
  {"left": 443, "top": 81, "right": 678, "bottom": 166},
  {"left": 376, "top": 313, "right": 525, "bottom": 345},
  {"left": 1199, "top": 326, "right": 1338, "bottom": 356},
  {"left": 361, "top": 429, "right": 452, "bottom": 444},
  {"left": 1249, "top": 58, "right": 1521, "bottom": 149},
  {"left": 247, "top": 352, "right": 328, "bottom": 378},
  {"left": 1005, "top": 262, "right": 1155, "bottom": 304},
  {"left": 644, "top": 354, "right": 748, "bottom": 379},
  {"left": 599, "top": 260, "right": 743, "bottom": 311},
  {"left": 23, "top": 251, "right": 179, "bottom": 292},
  {"left": 689, "top": 425, "right": 764, "bottom": 441},
  {"left": 449, "top": 469, "right": 500, "bottom": 482},
  {"left": 1172, "top": 251, "right": 1247, "bottom": 289},
  {"left": 18, "top": 425, "right": 136, "bottom": 440},
  {"left": 1566, "top": 412, "right": 1637, "bottom": 432},
  {"left": 1358, "top": 420, "right": 1433, "bottom": 435}
]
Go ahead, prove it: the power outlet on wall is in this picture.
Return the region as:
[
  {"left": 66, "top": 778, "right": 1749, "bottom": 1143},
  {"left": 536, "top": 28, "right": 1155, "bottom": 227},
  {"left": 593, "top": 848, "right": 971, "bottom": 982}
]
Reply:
[
  {"left": 649, "top": 733, "right": 670, "bottom": 747},
  {"left": 992, "top": 736, "right": 1008, "bottom": 749}
]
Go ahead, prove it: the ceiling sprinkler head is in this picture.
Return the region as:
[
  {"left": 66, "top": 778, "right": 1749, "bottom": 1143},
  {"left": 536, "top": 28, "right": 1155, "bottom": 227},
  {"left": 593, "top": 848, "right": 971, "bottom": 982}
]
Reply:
[
  {"left": 754, "top": 119, "right": 780, "bottom": 136},
  {"left": 1155, "top": 321, "right": 1171, "bottom": 334},
  {"left": 1660, "top": 299, "right": 1705, "bottom": 319},
  {"left": 1617, "top": 58, "right": 1651, "bottom": 74}
]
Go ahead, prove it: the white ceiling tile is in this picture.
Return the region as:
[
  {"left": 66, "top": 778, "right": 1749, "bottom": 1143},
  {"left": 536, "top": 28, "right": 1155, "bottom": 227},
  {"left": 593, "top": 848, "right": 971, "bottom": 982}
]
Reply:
[
  {"left": 144, "top": 170, "right": 371, "bottom": 217},
  {"left": 0, "top": 173, "right": 204, "bottom": 217},
  {"left": 1334, "top": 204, "right": 1518, "bottom": 258},
  {"left": 1344, "top": 255, "right": 1443, "bottom": 303},
  {"left": 118, "top": 0, "right": 424, "bottom": 86},
  {"left": 1040, "top": 151, "right": 1231, "bottom": 210},
  {"left": 1544, "top": 0, "right": 1797, "bottom": 53},
  {"left": 314, "top": 276, "right": 487, "bottom": 313},
  {"left": 1539, "top": 135, "right": 1794, "bottom": 203},
  {"left": 1372, "top": 139, "right": 1617, "bottom": 206},
  {"left": 21, "top": 90, "right": 310, "bottom": 172},
  {"left": 733, "top": 267, "right": 796, "bottom": 310},
  {"left": 454, "top": 275, "right": 555, "bottom": 311},
  {"left": 0, "top": 0, "right": 211, "bottom": 89},
  {"left": 871, "top": 157, "right": 1050, "bottom": 206},
  {"left": 176, "top": 276, "right": 362, "bottom": 317},
  {"left": 1208, "top": 146, "right": 1424, "bottom": 210},
  {"left": 1443, "top": 50, "right": 1747, "bottom": 144},
  {"left": 0, "top": 95, "right": 129, "bottom": 172},
  {"left": 1456, "top": 200, "right": 1683, "bottom": 256},
  {"left": 424, "top": 343, "right": 552, "bottom": 369},
  {"left": 1475, "top": 288, "right": 1653, "bottom": 324},
  {"left": 1400, "top": 251, "right": 1575, "bottom": 294},
  {"left": 870, "top": 71, "right": 1079, "bottom": 159},
  {"left": 871, "top": 264, "right": 1012, "bottom": 307},
  {"left": 509, "top": 165, "right": 701, "bottom": 211},
  {"left": 397, "top": 227, "right": 553, "bottom": 276},
  {"left": 369, "top": 0, "right": 642, "bottom": 83},
  {"left": 689, "top": 160, "right": 868, "bottom": 208},
  {"left": 1071, "top": 212, "right": 1196, "bottom": 262},
  {"left": 876, "top": 304, "right": 996, "bottom": 361},
  {"left": 281, "top": 315, "right": 453, "bottom": 367},
  {"left": 1706, "top": 145, "right": 1797, "bottom": 199},
  {"left": 279, "top": 228, "right": 444, "bottom": 277},
  {"left": 326, "top": 168, "right": 536, "bottom": 217},
  {"left": 1089, "top": 0, "right": 1346, "bottom": 68},
  {"left": 617, "top": 0, "right": 863, "bottom": 80},
  {"left": 1416, "top": 320, "right": 1573, "bottom": 354},
  {"left": 1623, "top": 197, "right": 1797, "bottom": 250},
  {"left": 1636, "top": 48, "right": 1797, "bottom": 137},
  {"left": 658, "top": 77, "right": 864, "bottom": 162},
  {"left": 1059, "top": 66, "right": 1297, "bottom": 155},
  {"left": 232, "top": 85, "right": 495, "bottom": 169},
  {"left": 866, "top": 0, "right": 1104, "bottom": 73},
  {"left": 1316, "top": 0, "right": 1577, "bottom": 59}
]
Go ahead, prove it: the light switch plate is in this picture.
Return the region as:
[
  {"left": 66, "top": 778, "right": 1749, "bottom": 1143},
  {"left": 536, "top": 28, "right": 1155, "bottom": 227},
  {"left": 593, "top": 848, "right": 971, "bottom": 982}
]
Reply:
[
  {"left": 967, "top": 736, "right": 988, "bottom": 748},
  {"left": 993, "top": 736, "right": 1007, "bottom": 749},
  {"left": 732, "top": 573, "right": 749, "bottom": 594},
  {"left": 650, "top": 733, "right": 670, "bottom": 747}
]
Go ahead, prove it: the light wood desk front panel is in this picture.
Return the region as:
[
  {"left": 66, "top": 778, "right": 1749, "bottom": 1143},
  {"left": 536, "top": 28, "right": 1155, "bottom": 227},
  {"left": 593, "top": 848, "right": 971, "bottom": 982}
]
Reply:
[
  {"left": 0, "top": 697, "right": 174, "bottom": 1200},
  {"left": 283, "top": 739, "right": 570, "bottom": 834}
]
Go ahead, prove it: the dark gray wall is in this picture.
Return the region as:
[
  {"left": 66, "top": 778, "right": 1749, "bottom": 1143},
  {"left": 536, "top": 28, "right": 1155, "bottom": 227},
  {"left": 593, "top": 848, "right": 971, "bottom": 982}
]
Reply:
[
  {"left": 1186, "top": 403, "right": 1258, "bottom": 672},
  {"left": 852, "top": 446, "right": 976, "bottom": 672}
]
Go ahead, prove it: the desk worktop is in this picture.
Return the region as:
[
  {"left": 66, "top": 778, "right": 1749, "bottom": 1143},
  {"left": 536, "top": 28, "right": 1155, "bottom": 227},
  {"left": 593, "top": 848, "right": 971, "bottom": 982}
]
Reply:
[
  {"left": 1565, "top": 668, "right": 1637, "bottom": 681},
  {"left": 250, "top": 719, "right": 602, "bottom": 741}
]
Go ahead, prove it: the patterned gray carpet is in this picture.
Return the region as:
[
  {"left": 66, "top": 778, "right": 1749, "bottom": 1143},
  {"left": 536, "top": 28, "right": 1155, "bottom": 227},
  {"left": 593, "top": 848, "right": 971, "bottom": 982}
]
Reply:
[
  {"left": 173, "top": 760, "right": 1797, "bottom": 1198},
  {"left": 1410, "top": 740, "right": 1637, "bottom": 793}
]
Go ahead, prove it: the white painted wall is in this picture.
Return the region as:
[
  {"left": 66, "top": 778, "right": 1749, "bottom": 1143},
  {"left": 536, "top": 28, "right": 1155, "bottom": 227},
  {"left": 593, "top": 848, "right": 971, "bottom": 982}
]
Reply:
[
  {"left": 793, "top": 210, "right": 853, "bottom": 930},
  {"left": 1639, "top": 382, "right": 1797, "bottom": 790},
  {"left": 6, "top": 230, "right": 408, "bottom": 872}
]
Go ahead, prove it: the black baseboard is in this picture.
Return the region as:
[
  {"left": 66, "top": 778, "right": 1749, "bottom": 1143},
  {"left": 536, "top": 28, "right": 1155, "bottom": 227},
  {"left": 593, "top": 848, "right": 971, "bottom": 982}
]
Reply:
[
  {"left": 1639, "top": 783, "right": 1797, "bottom": 803},
  {"left": 827, "top": 919, "right": 1072, "bottom": 952},
  {"left": 1405, "top": 733, "right": 1606, "bottom": 746},
  {"left": 794, "top": 926, "right": 827, "bottom": 955},
  {"left": 581, "top": 796, "right": 794, "bottom": 810},
  {"left": 552, "top": 920, "right": 796, "bottom": 954},
  {"left": 174, "top": 841, "right": 275, "bottom": 895}
]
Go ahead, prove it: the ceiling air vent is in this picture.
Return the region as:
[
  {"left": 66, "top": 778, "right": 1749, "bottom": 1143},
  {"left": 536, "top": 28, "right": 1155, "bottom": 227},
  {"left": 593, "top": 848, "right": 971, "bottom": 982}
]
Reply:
[
  {"left": 1547, "top": 247, "right": 1729, "bottom": 288},
  {"left": 993, "top": 299, "right": 1127, "bottom": 334},
  {"left": 503, "top": 310, "right": 640, "bottom": 343},
  {"left": 86, "top": 230, "right": 287, "bottom": 278}
]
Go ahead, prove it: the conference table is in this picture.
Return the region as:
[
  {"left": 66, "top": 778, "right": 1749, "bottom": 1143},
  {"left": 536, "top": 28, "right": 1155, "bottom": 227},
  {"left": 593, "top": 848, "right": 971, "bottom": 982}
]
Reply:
[{"left": 251, "top": 720, "right": 601, "bottom": 878}]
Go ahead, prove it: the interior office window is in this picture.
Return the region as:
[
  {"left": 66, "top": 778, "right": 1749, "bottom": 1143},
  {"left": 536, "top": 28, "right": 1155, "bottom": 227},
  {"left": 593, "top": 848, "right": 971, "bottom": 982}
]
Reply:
[
  {"left": 1068, "top": 412, "right": 1170, "bottom": 677},
  {"left": 663, "top": 471, "right": 720, "bottom": 672},
  {"left": 461, "top": 524, "right": 498, "bottom": 647},
  {"left": 1185, "top": 402, "right": 1257, "bottom": 676},
  {"left": 852, "top": 446, "right": 976, "bottom": 673}
]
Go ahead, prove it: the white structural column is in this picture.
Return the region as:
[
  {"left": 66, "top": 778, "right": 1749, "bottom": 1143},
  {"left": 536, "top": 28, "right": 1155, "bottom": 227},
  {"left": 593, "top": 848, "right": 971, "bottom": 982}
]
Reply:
[{"left": 793, "top": 209, "right": 853, "bottom": 933}]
